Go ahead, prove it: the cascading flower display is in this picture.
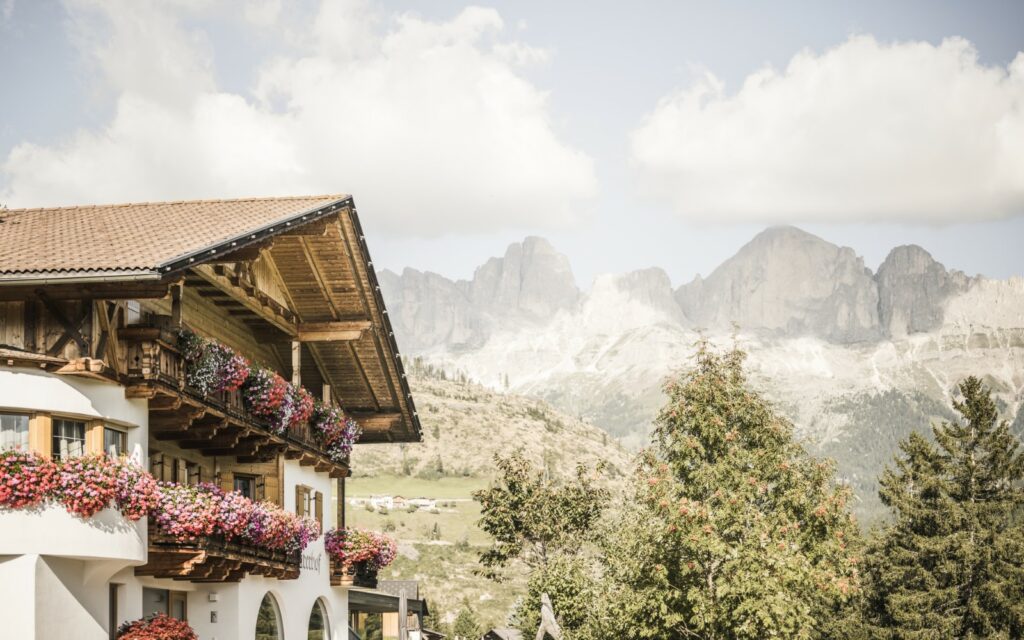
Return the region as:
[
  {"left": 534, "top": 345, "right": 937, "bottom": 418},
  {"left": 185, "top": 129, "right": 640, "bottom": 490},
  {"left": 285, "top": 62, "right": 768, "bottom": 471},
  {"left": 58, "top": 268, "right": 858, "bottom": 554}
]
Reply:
[
  {"left": 243, "top": 366, "right": 289, "bottom": 424},
  {"left": 114, "top": 459, "right": 161, "bottom": 520},
  {"left": 0, "top": 450, "right": 58, "bottom": 509},
  {"left": 324, "top": 527, "right": 397, "bottom": 569},
  {"left": 0, "top": 450, "right": 318, "bottom": 556},
  {"left": 116, "top": 613, "right": 198, "bottom": 640},
  {"left": 56, "top": 454, "right": 118, "bottom": 518},
  {"left": 290, "top": 386, "right": 316, "bottom": 429},
  {"left": 178, "top": 330, "right": 251, "bottom": 395},
  {"left": 310, "top": 402, "right": 362, "bottom": 463},
  {"left": 177, "top": 329, "right": 362, "bottom": 458}
]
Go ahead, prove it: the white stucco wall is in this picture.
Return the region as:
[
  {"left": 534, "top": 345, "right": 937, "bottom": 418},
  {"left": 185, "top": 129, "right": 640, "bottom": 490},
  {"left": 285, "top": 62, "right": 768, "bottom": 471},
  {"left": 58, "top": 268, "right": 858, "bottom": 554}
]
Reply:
[
  {"left": 0, "top": 368, "right": 148, "bottom": 429},
  {"left": 0, "top": 503, "right": 146, "bottom": 563}
]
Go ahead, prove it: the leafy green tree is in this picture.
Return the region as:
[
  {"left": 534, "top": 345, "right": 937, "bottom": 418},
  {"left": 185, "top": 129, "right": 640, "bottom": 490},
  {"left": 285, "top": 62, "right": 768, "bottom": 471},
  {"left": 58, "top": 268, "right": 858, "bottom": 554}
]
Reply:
[
  {"left": 591, "top": 344, "right": 862, "bottom": 639},
  {"left": 474, "top": 452, "right": 608, "bottom": 636},
  {"left": 861, "top": 376, "right": 1024, "bottom": 638},
  {"left": 474, "top": 452, "right": 608, "bottom": 574}
]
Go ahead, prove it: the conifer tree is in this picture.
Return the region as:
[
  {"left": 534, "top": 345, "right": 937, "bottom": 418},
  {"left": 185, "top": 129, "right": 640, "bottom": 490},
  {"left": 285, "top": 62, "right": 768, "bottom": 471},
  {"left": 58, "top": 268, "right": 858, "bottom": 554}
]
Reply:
[
  {"left": 862, "top": 376, "right": 1024, "bottom": 638},
  {"left": 590, "top": 343, "right": 861, "bottom": 639}
]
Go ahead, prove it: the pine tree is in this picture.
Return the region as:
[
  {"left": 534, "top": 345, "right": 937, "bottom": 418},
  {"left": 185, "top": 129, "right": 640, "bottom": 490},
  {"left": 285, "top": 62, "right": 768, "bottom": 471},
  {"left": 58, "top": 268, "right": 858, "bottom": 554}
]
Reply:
[
  {"left": 590, "top": 343, "right": 862, "bottom": 639},
  {"left": 862, "top": 376, "right": 1024, "bottom": 638}
]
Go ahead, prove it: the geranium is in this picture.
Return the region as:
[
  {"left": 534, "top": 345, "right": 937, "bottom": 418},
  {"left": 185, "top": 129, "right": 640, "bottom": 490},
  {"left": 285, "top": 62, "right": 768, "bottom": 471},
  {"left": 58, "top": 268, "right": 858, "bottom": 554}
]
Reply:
[
  {"left": 56, "top": 454, "right": 118, "bottom": 518},
  {"left": 116, "top": 613, "right": 197, "bottom": 640},
  {"left": 178, "top": 331, "right": 221, "bottom": 395},
  {"left": 0, "top": 449, "right": 58, "bottom": 509},
  {"left": 310, "top": 403, "right": 361, "bottom": 463},
  {"left": 324, "top": 527, "right": 397, "bottom": 569},
  {"left": 217, "top": 351, "right": 250, "bottom": 392},
  {"left": 243, "top": 366, "right": 289, "bottom": 424},
  {"left": 178, "top": 330, "right": 251, "bottom": 395},
  {"left": 290, "top": 386, "right": 315, "bottom": 429},
  {"left": 152, "top": 482, "right": 218, "bottom": 541},
  {"left": 114, "top": 458, "right": 160, "bottom": 520}
]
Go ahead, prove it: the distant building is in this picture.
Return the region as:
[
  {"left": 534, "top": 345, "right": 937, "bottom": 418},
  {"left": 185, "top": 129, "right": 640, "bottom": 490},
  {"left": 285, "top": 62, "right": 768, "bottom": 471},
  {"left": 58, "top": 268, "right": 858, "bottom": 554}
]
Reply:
[
  {"left": 370, "top": 494, "right": 395, "bottom": 510},
  {"left": 409, "top": 497, "right": 437, "bottom": 510}
]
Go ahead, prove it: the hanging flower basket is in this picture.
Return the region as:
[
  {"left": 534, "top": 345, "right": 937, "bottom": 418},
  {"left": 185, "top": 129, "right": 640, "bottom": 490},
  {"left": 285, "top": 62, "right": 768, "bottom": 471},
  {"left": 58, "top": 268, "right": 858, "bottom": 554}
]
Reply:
[{"left": 324, "top": 527, "right": 396, "bottom": 588}]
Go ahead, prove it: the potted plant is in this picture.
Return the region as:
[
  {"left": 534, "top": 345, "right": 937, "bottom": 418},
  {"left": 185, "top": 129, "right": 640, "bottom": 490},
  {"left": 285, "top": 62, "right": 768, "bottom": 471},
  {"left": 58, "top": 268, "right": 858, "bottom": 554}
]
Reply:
[{"left": 324, "top": 527, "right": 397, "bottom": 588}]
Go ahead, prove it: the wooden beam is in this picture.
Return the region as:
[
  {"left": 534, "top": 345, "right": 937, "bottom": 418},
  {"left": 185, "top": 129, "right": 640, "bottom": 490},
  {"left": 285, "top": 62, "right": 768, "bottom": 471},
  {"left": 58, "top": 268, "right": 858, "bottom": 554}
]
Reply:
[
  {"left": 291, "top": 340, "right": 301, "bottom": 387},
  {"left": 192, "top": 264, "right": 296, "bottom": 335},
  {"left": 170, "top": 282, "right": 183, "bottom": 328},
  {"left": 350, "top": 412, "right": 403, "bottom": 431},
  {"left": 296, "top": 320, "right": 371, "bottom": 342},
  {"left": 0, "top": 282, "right": 169, "bottom": 302}
]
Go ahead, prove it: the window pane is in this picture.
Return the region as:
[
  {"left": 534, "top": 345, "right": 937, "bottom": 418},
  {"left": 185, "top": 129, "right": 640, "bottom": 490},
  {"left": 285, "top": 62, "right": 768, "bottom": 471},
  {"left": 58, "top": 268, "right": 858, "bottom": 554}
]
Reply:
[
  {"left": 0, "top": 414, "right": 29, "bottom": 451},
  {"left": 103, "top": 427, "right": 126, "bottom": 457},
  {"left": 234, "top": 476, "right": 254, "bottom": 499},
  {"left": 52, "top": 419, "right": 85, "bottom": 460}
]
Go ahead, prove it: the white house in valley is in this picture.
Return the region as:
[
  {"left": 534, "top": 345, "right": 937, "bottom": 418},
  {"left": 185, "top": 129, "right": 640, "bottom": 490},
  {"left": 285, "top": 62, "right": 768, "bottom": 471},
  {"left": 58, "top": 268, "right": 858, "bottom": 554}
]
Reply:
[{"left": 0, "top": 196, "right": 428, "bottom": 640}]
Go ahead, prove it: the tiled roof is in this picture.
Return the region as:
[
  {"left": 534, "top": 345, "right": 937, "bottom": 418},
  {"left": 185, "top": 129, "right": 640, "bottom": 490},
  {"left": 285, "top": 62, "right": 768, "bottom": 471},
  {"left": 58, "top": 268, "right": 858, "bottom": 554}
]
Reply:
[{"left": 0, "top": 195, "right": 348, "bottom": 276}]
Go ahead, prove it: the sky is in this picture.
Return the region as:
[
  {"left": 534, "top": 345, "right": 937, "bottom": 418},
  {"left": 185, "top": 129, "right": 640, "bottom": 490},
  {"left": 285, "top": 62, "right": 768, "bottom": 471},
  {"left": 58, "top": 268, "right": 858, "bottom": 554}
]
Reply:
[{"left": 1, "top": 0, "right": 1023, "bottom": 287}]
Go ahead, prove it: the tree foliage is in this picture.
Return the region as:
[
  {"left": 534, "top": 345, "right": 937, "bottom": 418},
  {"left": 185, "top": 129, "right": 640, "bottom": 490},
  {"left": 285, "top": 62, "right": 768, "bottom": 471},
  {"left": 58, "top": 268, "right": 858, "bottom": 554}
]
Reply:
[
  {"left": 861, "top": 376, "right": 1024, "bottom": 638},
  {"left": 591, "top": 343, "right": 862, "bottom": 639},
  {"left": 474, "top": 452, "right": 608, "bottom": 574}
]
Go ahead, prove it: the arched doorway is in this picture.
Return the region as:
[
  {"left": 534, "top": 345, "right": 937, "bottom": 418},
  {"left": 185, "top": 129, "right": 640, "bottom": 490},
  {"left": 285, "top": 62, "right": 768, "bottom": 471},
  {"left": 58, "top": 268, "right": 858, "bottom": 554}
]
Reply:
[
  {"left": 255, "top": 592, "right": 284, "bottom": 640},
  {"left": 307, "top": 598, "right": 331, "bottom": 640}
]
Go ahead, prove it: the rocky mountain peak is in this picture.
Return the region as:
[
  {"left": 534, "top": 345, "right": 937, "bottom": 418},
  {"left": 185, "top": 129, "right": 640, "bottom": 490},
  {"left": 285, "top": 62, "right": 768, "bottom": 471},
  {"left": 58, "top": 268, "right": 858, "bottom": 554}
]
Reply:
[
  {"left": 468, "top": 236, "right": 579, "bottom": 319},
  {"left": 875, "top": 244, "right": 968, "bottom": 337},
  {"left": 675, "top": 226, "right": 881, "bottom": 343}
]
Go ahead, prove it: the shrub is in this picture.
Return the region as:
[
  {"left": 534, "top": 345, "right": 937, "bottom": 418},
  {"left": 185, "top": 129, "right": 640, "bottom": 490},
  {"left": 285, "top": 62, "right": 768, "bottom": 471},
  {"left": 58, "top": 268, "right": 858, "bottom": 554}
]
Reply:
[{"left": 117, "top": 613, "right": 198, "bottom": 640}]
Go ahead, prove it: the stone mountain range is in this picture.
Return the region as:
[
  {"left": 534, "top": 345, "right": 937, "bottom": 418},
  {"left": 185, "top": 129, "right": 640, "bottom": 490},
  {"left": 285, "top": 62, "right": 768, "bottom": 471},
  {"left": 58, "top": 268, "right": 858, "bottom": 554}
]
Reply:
[{"left": 378, "top": 227, "right": 1024, "bottom": 520}]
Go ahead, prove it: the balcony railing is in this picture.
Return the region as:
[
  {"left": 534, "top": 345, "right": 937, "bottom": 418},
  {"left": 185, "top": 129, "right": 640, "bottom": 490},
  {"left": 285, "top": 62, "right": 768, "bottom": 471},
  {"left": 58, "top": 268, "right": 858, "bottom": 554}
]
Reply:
[
  {"left": 137, "top": 526, "right": 301, "bottom": 582},
  {"left": 119, "top": 326, "right": 345, "bottom": 473}
]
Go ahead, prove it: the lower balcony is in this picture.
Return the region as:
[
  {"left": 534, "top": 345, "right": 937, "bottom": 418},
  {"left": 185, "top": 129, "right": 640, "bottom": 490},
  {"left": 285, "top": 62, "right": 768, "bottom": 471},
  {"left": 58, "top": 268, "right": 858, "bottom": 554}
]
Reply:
[
  {"left": 0, "top": 503, "right": 146, "bottom": 564},
  {"left": 135, "top": 527, "right": 301, "bottom": 582}
]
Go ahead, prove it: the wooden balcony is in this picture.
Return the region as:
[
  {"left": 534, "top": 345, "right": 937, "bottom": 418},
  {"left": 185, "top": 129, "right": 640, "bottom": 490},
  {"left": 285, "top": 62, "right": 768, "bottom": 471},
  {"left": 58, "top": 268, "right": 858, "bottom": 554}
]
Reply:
[
  {"left": 136, "top": 527, "right": 300, "bottom": 582},
  {"left": 120, "top": 327, "right": 347, "bottom": 475}
]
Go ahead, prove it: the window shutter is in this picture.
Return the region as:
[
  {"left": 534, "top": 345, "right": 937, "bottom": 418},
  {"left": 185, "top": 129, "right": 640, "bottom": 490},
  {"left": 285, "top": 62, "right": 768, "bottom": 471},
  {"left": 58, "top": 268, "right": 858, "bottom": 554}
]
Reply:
[
  {"left": 256, "top": 476, "right": 266, "bottom": 501},
  {"left": 314, "top": 491, "right": 323, "bottom": 530},
  {"left": 295, "top": 485, "right": 305, "bottom": 516},
  {"left": 220, "top": 471, "right": 234, "bottom": 494}
]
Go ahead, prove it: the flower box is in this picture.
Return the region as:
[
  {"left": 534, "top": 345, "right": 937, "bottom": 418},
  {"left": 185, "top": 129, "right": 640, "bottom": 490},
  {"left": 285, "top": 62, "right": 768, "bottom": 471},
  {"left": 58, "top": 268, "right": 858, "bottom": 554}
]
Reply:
[{"left": 329, "top": 558, "right": 379, "bottom": 589}]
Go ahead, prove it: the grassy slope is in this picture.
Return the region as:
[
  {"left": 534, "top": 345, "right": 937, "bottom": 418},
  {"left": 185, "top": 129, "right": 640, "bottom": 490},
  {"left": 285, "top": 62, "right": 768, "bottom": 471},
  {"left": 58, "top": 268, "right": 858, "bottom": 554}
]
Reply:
[{"left": 348, "top": 373, "right": 633, "bottom": 627}]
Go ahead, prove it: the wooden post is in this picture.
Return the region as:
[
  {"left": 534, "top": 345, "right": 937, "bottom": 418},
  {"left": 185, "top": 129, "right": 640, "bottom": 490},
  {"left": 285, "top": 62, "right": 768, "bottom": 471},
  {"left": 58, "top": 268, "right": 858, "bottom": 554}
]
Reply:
[
  {"left": 170, "top": 282, "right": 183, "bottom": 329},
  {"left": 291, "top": 341, "right": 301, "bottom": 387},
  {"left": 322, "top": 384, "right": 331, "bottom": 405},
  {"left": 337, "top": 477, "right": 346, "bottom": 529},
  {"left": 398, "top": 588, "right": 408, "bottom": 640}
]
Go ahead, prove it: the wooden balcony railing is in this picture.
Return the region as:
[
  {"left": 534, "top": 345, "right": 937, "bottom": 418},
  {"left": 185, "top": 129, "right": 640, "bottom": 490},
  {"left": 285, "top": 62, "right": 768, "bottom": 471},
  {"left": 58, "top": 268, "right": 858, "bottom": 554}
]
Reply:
[
  {"left": 119, "top": 326, "right": 346, "bottom": 475},
  {"left": 136, "top": 526, "right": 301, "bottom": 582}
]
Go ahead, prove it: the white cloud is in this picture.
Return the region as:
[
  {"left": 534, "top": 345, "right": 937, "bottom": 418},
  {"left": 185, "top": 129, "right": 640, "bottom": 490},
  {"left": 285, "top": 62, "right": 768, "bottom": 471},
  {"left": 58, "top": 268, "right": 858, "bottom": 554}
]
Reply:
[
  {"left": 630, "top": 36, "right": 1024, "bottom": 224},
  {"left": 2, "top": 0, "right": 596, "bottom": 236}
]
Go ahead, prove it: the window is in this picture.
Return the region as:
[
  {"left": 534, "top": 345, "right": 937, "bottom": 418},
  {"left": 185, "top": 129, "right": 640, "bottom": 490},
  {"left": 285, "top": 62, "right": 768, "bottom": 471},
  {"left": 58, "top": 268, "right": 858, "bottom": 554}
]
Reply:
[
  {"left": 234, "top": 474, "right": 256, "bottom": 499},
  {"left": 255, "top": 593, "right": 283, "bottom": 640},
  {"left": 296, "top": 486, "right": 324, "bottom": 530},
  {"left": 52, "top": 419, "right": 85, "bottom": 459},
  {"left": 308, "top": 598, "right": 331, "bottom": 640},
  {"left": 103, "top": 427, "right": 127, "bottom": 457},
  {"left": 0, "top": 413, "right": 29, "bottom": 451},
  {"left": 141, "top": 588, "right": 187, "bottom": 621},
  {"left": 184, "top": 461, "right": 201, "bottom": 486}
]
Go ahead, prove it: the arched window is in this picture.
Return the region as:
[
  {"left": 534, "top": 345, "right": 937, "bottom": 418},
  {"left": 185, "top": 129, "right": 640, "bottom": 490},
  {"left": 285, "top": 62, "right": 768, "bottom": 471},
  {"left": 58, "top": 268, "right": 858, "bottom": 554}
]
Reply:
[
  {"left": 255, "top": 593, "right": 283, "bottom": 640},
  {"left": 307, "top": 598, "right": 331, "bottom": 640}
]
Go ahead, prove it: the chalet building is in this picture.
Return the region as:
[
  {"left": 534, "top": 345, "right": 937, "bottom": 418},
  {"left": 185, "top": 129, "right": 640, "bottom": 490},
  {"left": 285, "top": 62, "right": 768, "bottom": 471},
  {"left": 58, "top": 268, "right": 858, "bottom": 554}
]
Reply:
[{"left": 0, "top": 196, "right": 422, "bottom": 639}]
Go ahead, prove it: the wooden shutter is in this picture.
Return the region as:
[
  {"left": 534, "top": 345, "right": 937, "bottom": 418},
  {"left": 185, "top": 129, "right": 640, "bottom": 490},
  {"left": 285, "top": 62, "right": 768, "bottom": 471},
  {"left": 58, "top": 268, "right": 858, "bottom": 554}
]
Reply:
[
  {"left": 314, "top": 491, "right": 323, "bottom": 530},
  {"left": 295, "top": 485, "right": 307, "bottom": 516},
  {"left": 220, "top": 470, "right": 234, "bottom": 494}
]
